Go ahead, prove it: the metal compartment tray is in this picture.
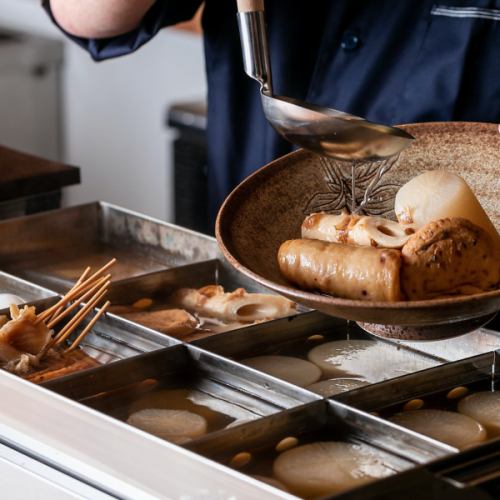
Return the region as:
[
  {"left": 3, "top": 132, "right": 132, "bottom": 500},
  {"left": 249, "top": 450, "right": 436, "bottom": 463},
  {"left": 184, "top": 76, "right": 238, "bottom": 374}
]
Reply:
[
  {"left": 43, "top": 344, "right": 319, "bottom": 441},
  {"left": 0, "top": 270, "right": 56, "bottom": 302},
  {"left": 0, "top": 201, "right": 219, "bottom": 292},
  {"left": 3, "top": 296, "right": 179, "bottom": 383},
  {"left": 188, "top": 398, "right": 453, "bottom": 498},
  {"left": 193, "top": 311, "right": 443, "bottom": 391},
  {"left": 106, "top": 258, "right": 304, "bottom": 342}
]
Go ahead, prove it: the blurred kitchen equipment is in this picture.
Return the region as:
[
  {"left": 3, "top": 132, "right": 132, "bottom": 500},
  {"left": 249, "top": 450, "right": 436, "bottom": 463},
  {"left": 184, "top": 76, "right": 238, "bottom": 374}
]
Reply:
[{"left": 236, "top": 0, "right": 414, "bottom": 161}]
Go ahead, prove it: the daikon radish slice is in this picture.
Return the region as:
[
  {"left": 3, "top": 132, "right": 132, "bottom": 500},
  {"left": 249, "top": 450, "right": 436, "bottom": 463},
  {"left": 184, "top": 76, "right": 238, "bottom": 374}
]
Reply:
[
  {"left": 307, "top": 340, "right": 434, "bottom": 381},
  {"left": 241, "top": 355, "right": 321, "bottom": 387},
  {"left": 389, "top": 409, "right": 486, "bottom": 449},
  {"left": 127, "top": 409, "right": 207, "bottom": 444},
  {"left": 307, "top": 378, "right": 368, "bottom": 397},
  {"left": 273, "top": 442, "right": 396, "bottom": 497},
  {"left": 395, "top": 170, "right": 499, "bottom": 244},
  {"left": 457, "top": 391, "right": 500, "bottom": 437},
  {"left": 0, "top": 294, "right": 24, "bottom": 310}
]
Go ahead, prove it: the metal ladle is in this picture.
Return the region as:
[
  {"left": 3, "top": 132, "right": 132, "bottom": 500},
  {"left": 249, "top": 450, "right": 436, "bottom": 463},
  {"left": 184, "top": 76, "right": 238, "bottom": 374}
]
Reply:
[{"left": 236, "top": 0, "right": 414, "bottom": 161}]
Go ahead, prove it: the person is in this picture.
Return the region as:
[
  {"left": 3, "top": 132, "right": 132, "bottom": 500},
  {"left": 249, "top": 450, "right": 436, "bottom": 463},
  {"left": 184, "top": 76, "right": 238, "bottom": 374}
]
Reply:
[{"left": 44, "top": 1, "right": 500, "bottom": 224}]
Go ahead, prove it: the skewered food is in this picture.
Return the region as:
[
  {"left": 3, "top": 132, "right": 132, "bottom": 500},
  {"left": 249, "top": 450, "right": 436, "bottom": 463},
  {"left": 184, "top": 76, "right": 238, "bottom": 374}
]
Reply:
[
  {"left": 169, "top": 285, "right": 296, "bottom": 323},
  {"left": 278, "top": 239, "right": 402, "bottom": 301},
  {"left": 127, "top": 408, "right": 207, "bottom": 444},
  {"left": 273, "top": 441, "right": 395, "bottom": 497},
  {"left": 0, "top": 259, "right": 114, "bottom": 381},
  {"left": 302, "top": 212, "right": 410, "bottom": 248},
  {"left": 306, "top": 378, "right": 368, "bottom": 397},
  {"left": 389, "top": 409, "right": 487, "bottom": 449},
  {"left": 458, "top": 391, "right": 500, "bottom": 436},
  {"left": 241, "top": 355, "right": 321, "bottom": 387},
  {"left": 401, "top": 217, "right": 500, "bottom": 300},
  {"left": 395, "top": 170, "right": 500, "bottom": 245}
]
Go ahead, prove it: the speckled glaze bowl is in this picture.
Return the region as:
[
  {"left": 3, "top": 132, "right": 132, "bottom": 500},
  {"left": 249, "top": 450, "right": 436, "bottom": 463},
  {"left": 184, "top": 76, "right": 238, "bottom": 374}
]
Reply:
[{"left": 216, "top": 122, "right": 500, "bottom": 340}]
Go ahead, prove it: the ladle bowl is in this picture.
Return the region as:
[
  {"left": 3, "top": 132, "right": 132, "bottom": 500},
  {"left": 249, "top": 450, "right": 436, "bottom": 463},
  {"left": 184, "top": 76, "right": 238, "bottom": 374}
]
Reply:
[{"left": 237, "top": 0, "right": 414, "bottom": 161}]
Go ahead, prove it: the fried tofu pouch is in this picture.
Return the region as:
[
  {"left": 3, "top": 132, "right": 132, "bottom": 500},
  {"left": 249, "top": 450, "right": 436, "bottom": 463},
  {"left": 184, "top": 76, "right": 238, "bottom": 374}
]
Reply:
[
  {"left": 401, "top": 217, "right": 500, "bottom": 300},
  {"left": 278, "top": 239, "right": 402, "bottom": 301}
]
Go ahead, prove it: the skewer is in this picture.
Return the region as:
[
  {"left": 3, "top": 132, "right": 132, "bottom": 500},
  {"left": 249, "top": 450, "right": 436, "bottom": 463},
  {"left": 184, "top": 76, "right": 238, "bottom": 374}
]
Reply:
[
  {"left": 36, "top": 258, "right": 115, "bottom": 323},
  {"left": 65, "top": 301, "right": 110, "bottom": 353},
  {"left": 52, "top": 283, "right": 108, "bottom": 346},
  {"left": 47, "top": 277, "right": 110, "bottom": 329},
  {"left": 48, "top": 266, "right": 92, "bottom": 322}
]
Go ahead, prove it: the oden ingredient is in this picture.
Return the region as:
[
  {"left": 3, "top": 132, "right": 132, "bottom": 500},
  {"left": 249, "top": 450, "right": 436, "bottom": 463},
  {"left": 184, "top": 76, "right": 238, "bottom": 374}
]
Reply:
[
  {"left": 401, "top": 217, "right": 500, "bottom": 300},
  {"left": 278, "top": 239, "right": 402, "bottom": 301},
  {"left": 273, "top": 441, "right": 395, "bottom": 497},
  {"left": 389, "top": 409, "right": 487, "bottom": 449},
  {"left": 302, "top": 212, "right": 410, "bottom": 248},
  {"left": 127, "top": 408, "right": 207, "bottom": 444},
  {"left": 395, "top": 170, "right": 500, "bottom": 246},
  {"left": 458, "top": 392, "right": 500, "bottom": 436}
]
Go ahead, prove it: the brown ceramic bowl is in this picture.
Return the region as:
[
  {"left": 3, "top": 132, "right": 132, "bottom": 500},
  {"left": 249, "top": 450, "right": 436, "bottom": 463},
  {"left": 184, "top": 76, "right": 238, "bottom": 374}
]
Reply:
[{"left": 216, "top": 122, "right": 500, "bottom": 339}]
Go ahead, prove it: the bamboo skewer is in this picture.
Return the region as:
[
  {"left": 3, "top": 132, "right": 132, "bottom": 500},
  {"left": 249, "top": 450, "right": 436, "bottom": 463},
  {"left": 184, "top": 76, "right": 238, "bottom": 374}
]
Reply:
[
  {"left": 48, "top": 266, "right": 92, "bottom": 322},
  {"left": 51, "top": 284, "right": 108, "bottom": 346},
  {"left": 65, "top": 301, "right": 110, "bottom": 353},
  {"left": 36, "top": 258, "right": 116, "bottom": 324},
  {"left": 47, "top": 277, "right": 109, "bottom": 330}
]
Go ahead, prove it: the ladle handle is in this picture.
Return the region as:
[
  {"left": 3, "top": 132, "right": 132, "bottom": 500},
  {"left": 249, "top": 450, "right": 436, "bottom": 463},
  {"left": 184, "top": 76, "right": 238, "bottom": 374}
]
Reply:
[{"left": 236, "top": 0, "right": 273, "bottom": 95}]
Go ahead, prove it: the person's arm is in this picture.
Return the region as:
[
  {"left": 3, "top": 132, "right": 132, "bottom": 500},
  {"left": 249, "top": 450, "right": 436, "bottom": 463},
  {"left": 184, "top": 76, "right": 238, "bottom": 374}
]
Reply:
[{"left": 49, "top": 0, "right": 156, "bottom": 39}]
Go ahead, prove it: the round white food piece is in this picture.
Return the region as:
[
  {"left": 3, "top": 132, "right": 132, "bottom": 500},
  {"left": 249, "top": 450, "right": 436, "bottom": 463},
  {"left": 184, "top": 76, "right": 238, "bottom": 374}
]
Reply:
[
  {"left": 389, "top": 409, "right": 487, "bottom": 449},
  {"left": 127, "top": 409, "right": 207, "bottom": 444},
  {"left": 458, "top": 391, "right": 500, "bottom": 437},
  {"left": 241, "top": 355, "right": 321, "bottom": 387},
  {"left": 394, "top": 170, "right": 499, "bottom": 243},
  {"left": 307, "top": 378, "right": 368, "bottom": 397},
  {"left": 307, "top": 340, "right": 431, "bottom": 381},
  {"left": 273, "top": 441, "right": 395, "bottom": 498},
  {"left": 0, "top": 293, "right": 24, "bottom": 310}
]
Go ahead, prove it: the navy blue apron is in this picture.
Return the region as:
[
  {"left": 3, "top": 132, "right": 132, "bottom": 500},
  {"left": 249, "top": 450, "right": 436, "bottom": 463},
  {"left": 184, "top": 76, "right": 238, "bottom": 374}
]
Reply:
[{"left": 44, "top": 0, "right": 500, "bottom": 224}]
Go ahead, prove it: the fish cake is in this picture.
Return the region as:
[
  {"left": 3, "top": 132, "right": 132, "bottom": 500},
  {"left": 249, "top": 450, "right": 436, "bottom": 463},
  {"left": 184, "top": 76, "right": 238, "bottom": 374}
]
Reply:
[{"left": 401, "top": 217, "right": 500, "bottom": 300}]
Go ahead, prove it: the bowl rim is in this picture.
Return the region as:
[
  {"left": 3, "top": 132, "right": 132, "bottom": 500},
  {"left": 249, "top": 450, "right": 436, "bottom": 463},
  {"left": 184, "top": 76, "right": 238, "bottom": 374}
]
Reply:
[{"left": 215, "top": 121, "right": 500, "bottom": 313}]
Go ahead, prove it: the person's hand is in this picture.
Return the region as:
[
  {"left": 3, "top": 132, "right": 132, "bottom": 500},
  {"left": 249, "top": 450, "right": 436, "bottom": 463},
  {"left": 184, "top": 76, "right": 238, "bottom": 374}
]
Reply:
[{"left": 49, "top": 0, "right": 156, "bottom": 38}]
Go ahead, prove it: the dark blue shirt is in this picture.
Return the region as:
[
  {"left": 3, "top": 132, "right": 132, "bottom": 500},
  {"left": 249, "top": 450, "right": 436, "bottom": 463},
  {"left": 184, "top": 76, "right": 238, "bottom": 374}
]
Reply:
[{"left": 44, "top": 0, "right": 500, "bottom": 221}]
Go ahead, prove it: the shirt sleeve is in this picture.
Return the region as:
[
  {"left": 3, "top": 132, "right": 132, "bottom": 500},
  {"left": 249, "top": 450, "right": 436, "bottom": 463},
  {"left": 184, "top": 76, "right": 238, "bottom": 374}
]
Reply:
[{"left": 42, "top": 0, "right": 203, "bottom": 61}]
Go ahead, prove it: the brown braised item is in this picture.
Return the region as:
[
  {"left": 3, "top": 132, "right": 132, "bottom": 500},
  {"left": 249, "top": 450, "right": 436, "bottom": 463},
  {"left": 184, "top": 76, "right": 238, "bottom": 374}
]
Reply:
[
  {"left": 116, "top": 308, "right": 198, "bottom": 338},
  {"left": 0, "top": 259, "right": 114, "bottom": 381},
  {"left": 401, "top": 217, "right": 500, "bottom": 300},
  {"left": 278, "top": 239, "right": 402, "bottom": 301}
]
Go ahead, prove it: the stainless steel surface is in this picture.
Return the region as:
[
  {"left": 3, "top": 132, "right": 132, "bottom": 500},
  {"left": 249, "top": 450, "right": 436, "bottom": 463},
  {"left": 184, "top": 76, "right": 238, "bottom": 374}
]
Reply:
[
  {"left": 0, "top": 441, "right": 113, "bottom": 499},
  {"left": 0, "top": 201, "right": 218, "bottom": 292},
  {"left": 394, "top": 327, "right": 500, "bottom": 362},
  {"left": 43, "top": 344, "right": 319, "bottom": 437},
  {"left": 189, "top": 398, "right": 452, "bottom": 474},
  {"left": 194, "top": 311, "right": 442, "bottom": 384},
  {"left": 0, "top": 296, "right": 178, "bottom": 382},
  {"left": 336, "top": 352, "right": 498, "bottom": 411},
  {"left": 236, "top": 4, "right": 413, "bottom": 160},
  {"left": 107, "top": 258, "right": 275, "bottom": 306},
  {"left": 0, "top": 370, "right": 291, "bottom": 499},
  {"left": 237, "top": 10, "right": 272, "bottom": 95},
  {"left": 0, "top": 270, "right": 56, "bottom": 302}
]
